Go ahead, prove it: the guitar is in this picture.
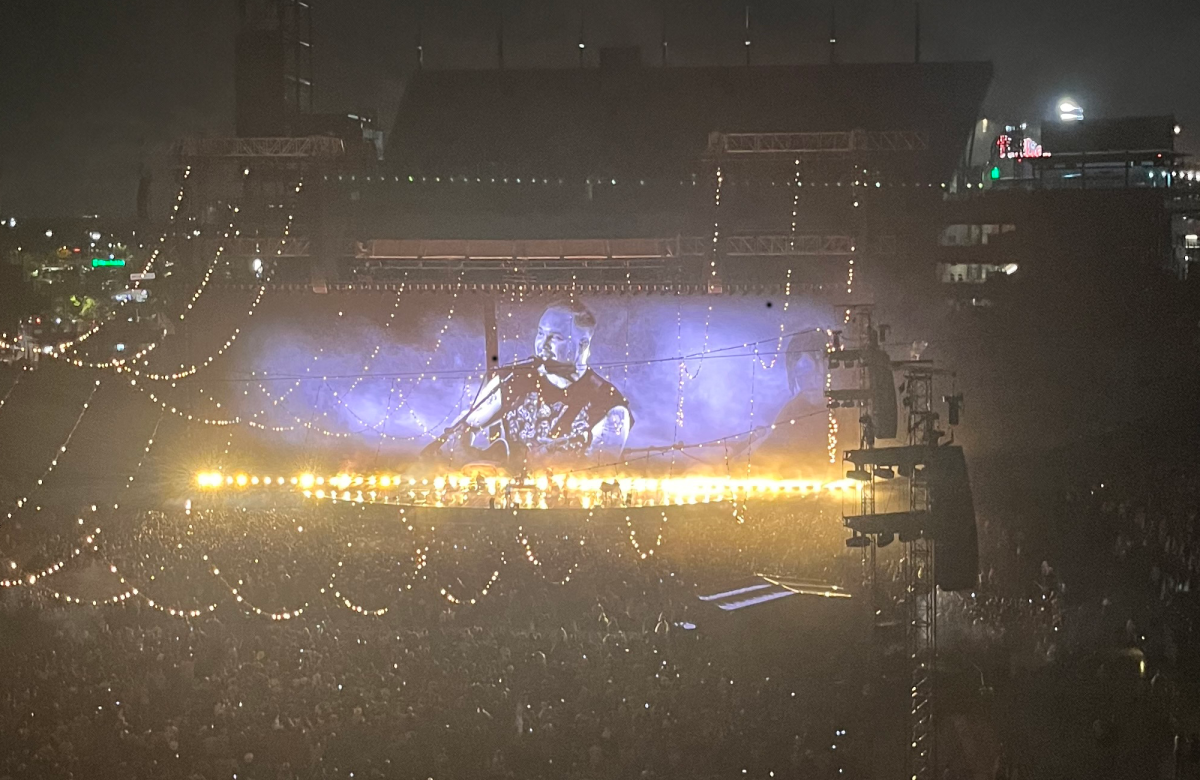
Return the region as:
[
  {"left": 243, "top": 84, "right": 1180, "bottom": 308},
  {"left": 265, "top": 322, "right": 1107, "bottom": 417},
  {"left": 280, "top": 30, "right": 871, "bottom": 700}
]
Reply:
[{"left": 422, "top": 419, "right": 590, "bottom": 469}]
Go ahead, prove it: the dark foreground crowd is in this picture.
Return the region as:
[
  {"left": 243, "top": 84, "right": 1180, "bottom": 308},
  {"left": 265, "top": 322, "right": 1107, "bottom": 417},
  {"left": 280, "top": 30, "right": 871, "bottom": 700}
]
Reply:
[
  {"left": 0, "top": 500, "right": 869, "bottom": 780},
  {"left": 3, "top": 457, "right": 1199, "bottom": 780}
]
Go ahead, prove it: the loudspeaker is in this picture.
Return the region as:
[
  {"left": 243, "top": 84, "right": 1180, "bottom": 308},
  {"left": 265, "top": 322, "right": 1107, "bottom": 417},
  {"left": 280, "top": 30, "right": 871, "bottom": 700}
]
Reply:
[
  {"left": 866, "top": 349, "right": 898, "bottom": 439},
  {"left": 928, "top": 446, "right": 979, "bottom": 591}
]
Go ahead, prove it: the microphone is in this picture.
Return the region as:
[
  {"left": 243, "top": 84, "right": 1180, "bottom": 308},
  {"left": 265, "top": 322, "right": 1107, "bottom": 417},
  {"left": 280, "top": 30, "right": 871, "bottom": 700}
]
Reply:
[
  {"left": 512, "top": 355, "right": 543, "bottom": 368},
  {"left": 498, "top": 355, "right": 544, "bottom": 375}
]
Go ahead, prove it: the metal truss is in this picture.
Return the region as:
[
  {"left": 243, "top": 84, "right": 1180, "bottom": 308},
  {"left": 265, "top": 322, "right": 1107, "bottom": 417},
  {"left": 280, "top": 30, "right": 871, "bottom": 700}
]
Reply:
[
  {"left": 707, "top": 129, "right": 929, "bottom": 155},
  {"left": 905, "top": 368, "right": 938, "bottom": 780},
  {"left": 175, "top": 136, "right": 345, "bottom": 159},
  {"left": 723, "top": 234, "right": 853, "bottom": 256}
]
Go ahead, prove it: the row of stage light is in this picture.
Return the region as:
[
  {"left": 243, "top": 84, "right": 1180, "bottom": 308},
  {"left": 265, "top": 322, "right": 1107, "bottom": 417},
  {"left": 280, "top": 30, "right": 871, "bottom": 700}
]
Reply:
[{"left": 194, "top": 471, "right": 859, "bottom": 506}]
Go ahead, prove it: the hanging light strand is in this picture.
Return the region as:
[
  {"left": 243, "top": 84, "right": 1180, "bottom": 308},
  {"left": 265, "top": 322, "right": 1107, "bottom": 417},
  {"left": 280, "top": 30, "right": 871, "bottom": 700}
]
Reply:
[
  {"left": 5, "top": 379, "right": 102, "bottom": 521},
  {"left": 135, "top": 166, "right": 192, "bottom": 286},
  {"left": 754, "top": 157, "right": 803, "bottom": 372},
  {"left": 626, "top": 510, "right": 668, "bottom": 560},
  {"left": 210, "top": 565, "right": 308, "bottom": 620},
  {"left": 115, "top": 179, "right": 292, "bottom": 383},
  {"left": 515, "top": 514, "right": 583, "bottom": 585},
  {"left": 826, "top": 328, "right": 838, "bottom": 464},
  {"left": 115, "top": 279, "right": 271, "bottom": 382},
  {"left": 0, "top": 373, "right": 22, "bottom": 417},
  {"left": 440, "top": 562, "right": 502, "bottom": 606},
  {"left": 709, "top": 165, "right": 723, "bottom": 282},
  {"left": 2, "top": 525, "right": 102, "bottom": 588}
]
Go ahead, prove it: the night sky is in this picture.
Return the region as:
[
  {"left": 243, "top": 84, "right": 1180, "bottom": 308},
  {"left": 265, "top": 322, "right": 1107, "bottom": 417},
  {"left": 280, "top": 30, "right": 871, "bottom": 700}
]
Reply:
[{"left": 2, "top": 0, "right": 1197, "bottom": 217}]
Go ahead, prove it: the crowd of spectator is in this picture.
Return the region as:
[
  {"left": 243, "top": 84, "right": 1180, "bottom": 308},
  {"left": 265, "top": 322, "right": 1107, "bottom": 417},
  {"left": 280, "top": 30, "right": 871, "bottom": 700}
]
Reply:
[
  {"left": 1060, "top": 464, "right": 1200, "bottom": 684},
  {"left": 4, "top": 454, "right": 1196, "bottom": 779},
  {"left": 0, "top": 499, "right": 870, "bottom": 780}
]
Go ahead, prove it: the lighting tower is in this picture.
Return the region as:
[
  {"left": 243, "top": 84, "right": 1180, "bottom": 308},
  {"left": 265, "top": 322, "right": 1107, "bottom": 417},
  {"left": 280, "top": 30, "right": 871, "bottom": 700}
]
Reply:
[
  {"left": 832, "top": 331, "right": 974, "bottom": 780},
  {"left": 827, "top": 305, "right": 889, "bottom": 592},
  {"left": 901, "top": 364, "right": 939, "bottom": 780}
]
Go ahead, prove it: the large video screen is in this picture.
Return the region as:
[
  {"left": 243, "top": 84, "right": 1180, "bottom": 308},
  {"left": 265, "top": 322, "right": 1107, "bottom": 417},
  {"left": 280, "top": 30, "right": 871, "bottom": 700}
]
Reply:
[{"left": 241, "top": 294, "right": 834, "bottom": 475}]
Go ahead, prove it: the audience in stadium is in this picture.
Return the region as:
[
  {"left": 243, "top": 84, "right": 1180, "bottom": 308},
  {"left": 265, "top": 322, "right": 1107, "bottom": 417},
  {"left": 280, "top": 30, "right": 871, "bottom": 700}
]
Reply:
[{"left": 2, "top": 459, "right": 1197, "bottom": 779}]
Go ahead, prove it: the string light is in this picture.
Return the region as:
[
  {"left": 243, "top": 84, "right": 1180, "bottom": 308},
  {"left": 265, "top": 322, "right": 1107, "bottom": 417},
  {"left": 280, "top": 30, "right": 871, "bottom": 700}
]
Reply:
[
  {"left": 626, "top": 510, "right": 668, "bottom": 560},
  {"left": 325, "top": 366, "right": 485, "bottom": 442},
  {"left": 710, "top": 165, "right": 723, "bottom": 281},
  {"left": 210, "top": 566, "right": 308, "bottom": 620},
  {"left": 46, "top": 580, "right": 138, "bottom": 608},
  {"left": 17, "top": 486, "right": 858, "bottom": 623},
  {"left": 120, "top": 412, "right": 165, "bottom": 494},
  {"left": 6, "top": 379, "right": 102, "bottom": 521},
  {"left": 325, "top": 565, "right": 390, "bottom": 616},
  {"left": 111, "top": 180, "right": 289, "bottom": 383},
  {"left": 355, "top": 172, "right": 950, "bottom": 190},
  {"left": 622, "top": 280, "right": 631, "bottom": 389},
  {"left": 319, "top": 508, "right": 423, "bottom": 616},
  {"left": 111, "top": 561, "right": 218, "bottom": 619},
  {"left": 134, "top": 166, "right": 191, "bottom": 287},
  {"left": 0, "top": 373, "right": 21, "bottom": 416},
  {"left": 754, "top": 157, "right": 803, "bottom": 372},
  {"left": 515, "top": 520, "right": 583, "bottom": 585},
  {"left": 14, "top": 410, "right": 163, "bottom": 596},
  {"left": 250, "top": 275, "right": 466, "bottom": 440},
  {"left": 682, "top": 305, "right": 713, "bottom": 381},
  {"left": 329, "top": 283, "right": 404, "bottom": 399},
  {"left": 173, "top": 225, "right": 228, "bottom": 320},
  {"left": 747, "top": 360, "right": 756, "bottom": 484},
  {"left": 127, "top": 379, "right": 240, "bottom": 426},
  {"left": 722, "top": 437, "right": 744, "bottom": 524},
  {"left": 825, "top": 329, "right": 838, "bottom": 464},
  {"left": 440, "top": 561, "right": 502, "bottom": 606},
  {"left": 398, "top": 280, "right": 463, "bottom": 434},
  {"left": 116, "top": 280, "right": 271, "bottom": 382},
  {"left": 847, "top": 244, "right": 855, "bottom": 295},
  {"left": 2, "top": 526, "right": 101, "bottom": 588},
  {"left": 673, "top": 300, "right": 687, "bottom": 437}
]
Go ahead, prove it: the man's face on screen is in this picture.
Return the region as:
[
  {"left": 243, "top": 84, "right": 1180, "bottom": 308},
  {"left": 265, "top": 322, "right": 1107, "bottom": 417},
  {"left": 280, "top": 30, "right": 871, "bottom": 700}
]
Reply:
[{"left": 535, "top": 307, "right": 590, "bottom": 374}]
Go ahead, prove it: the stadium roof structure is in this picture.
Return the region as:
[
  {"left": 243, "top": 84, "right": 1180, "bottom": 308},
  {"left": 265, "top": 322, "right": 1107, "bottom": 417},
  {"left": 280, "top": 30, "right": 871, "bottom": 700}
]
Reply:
[{"left": 353, "top": 58, "right": 993, "bottom": 239}]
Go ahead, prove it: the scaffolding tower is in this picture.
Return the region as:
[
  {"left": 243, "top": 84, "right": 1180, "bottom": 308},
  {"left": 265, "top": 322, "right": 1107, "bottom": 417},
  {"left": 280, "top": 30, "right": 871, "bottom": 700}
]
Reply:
[
  {"left": 903, "top": 366, "right": 938, "bottom": 780},
  {"left": 831, "top": 322, "right": 966, "bottom": 780}
]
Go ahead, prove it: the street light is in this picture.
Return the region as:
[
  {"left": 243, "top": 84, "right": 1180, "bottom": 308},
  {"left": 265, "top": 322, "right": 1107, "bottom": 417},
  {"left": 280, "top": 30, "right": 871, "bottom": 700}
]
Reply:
[{"left": 1058, "top": 100, "right": 1083, "bottom": 122}]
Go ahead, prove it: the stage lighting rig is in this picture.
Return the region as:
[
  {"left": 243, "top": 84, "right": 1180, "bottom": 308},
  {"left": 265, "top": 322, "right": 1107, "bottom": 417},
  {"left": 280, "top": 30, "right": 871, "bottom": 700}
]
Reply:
[{"left": 827, "top": 306, "right": 979, "bottom": 780}]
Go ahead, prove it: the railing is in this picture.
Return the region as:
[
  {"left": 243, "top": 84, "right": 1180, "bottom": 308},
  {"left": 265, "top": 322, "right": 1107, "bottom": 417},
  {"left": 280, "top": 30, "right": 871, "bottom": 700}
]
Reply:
[
  {"left": 175, "top": 136, "right": 345, "bottom": 159},
  {"left": 707, "top": 129, "right": 929, "bottom": 155}
]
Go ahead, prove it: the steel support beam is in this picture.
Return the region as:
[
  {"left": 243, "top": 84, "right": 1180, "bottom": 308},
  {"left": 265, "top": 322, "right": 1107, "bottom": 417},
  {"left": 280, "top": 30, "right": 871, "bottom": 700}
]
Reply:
[{"left": 175, "top": 136, "right": 345, "bottom": 159}]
